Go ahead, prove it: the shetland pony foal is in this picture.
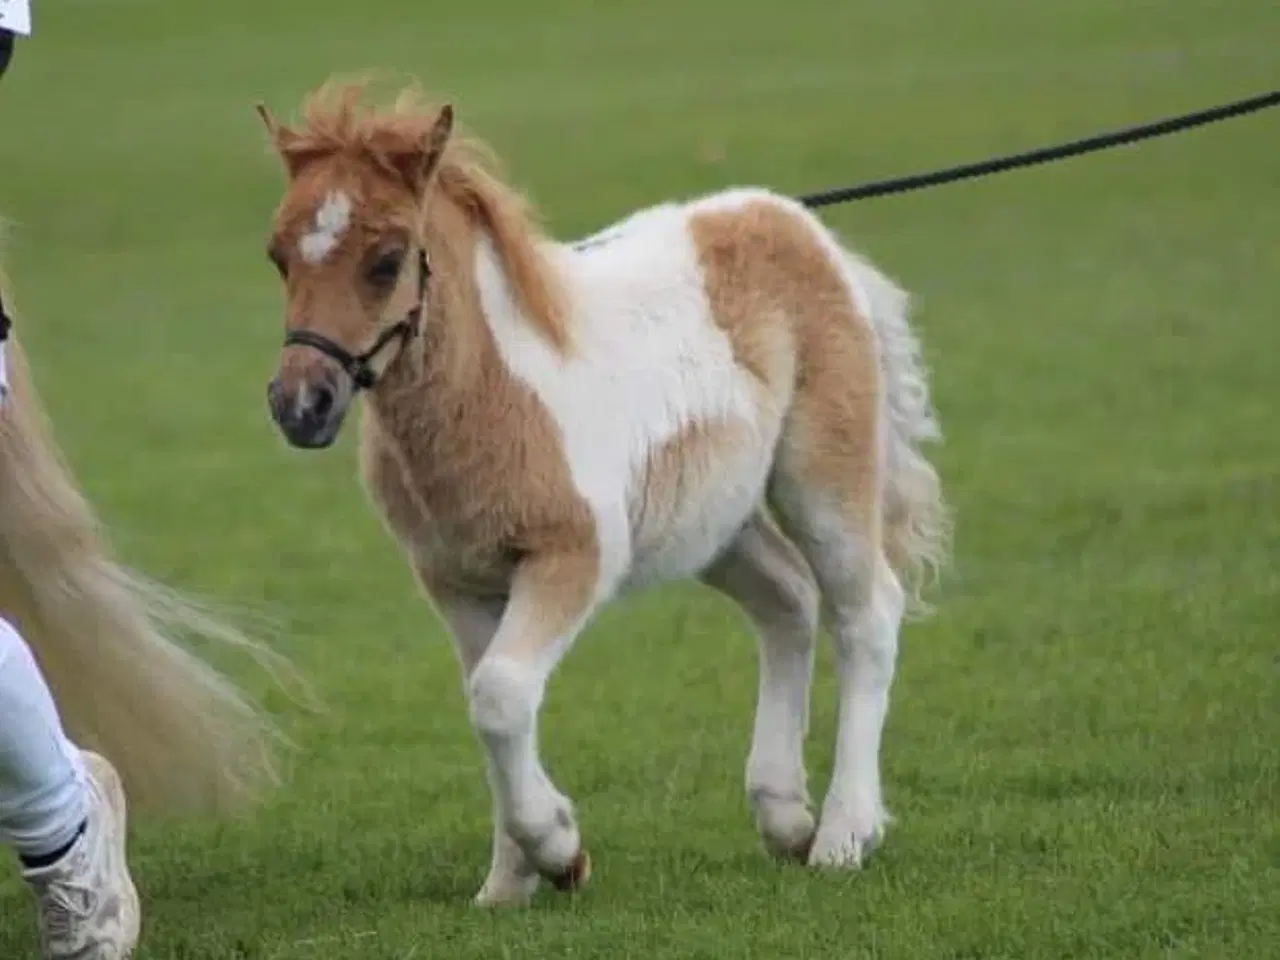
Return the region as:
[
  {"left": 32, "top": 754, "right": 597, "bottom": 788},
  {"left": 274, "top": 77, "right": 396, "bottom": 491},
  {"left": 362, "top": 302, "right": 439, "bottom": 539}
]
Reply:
[{"left": 255, "top": 81, "right": 950, "bottom": 906}]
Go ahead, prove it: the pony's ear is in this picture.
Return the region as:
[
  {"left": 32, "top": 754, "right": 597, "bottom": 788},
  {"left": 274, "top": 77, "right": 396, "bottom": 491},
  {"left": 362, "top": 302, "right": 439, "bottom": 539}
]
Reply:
[
  {"left": 254, "top": 102, "right": 281, "bottom": 141},
  {"left": 388, "top": 104, "right": 454, "bottom": 195},
  {"left": 423, "top": 104, "right": 454, "bottom": 171},
  {"left": 254, "top": 102, "right": 326, "bottom": 178},
  {"left": 254, "top": 102, "right": 300, "bottom": 155}
]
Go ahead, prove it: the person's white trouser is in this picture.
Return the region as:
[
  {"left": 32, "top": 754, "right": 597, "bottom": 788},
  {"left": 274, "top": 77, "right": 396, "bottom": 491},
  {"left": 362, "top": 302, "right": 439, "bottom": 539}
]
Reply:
[{"left": 0, "top": 616, "right": 87, "bottom": 859}]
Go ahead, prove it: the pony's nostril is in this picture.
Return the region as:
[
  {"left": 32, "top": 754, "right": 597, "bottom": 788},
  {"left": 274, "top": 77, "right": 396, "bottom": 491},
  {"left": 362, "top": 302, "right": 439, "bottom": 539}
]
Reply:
[
  {"left": 310, "top": 384, "right": 335, "bottom": 420},
  {"left": 267, "top": 379, "right": 287, "bottom": 418}
]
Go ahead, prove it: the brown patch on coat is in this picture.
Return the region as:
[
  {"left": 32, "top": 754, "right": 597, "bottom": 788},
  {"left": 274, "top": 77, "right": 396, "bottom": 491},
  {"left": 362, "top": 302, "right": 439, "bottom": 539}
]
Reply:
[
  {"left": 355, "top": 185, "right": 599, "bottom": 612},
  {"left": 689, "top": 197, "right": 882, "bottom": 531},
  {"left": 356, "top": 410, "right": 431, "bottom": 549},
  {"left": 629, "top": 417, "right": 755, "bottom": 550},
  {"left": 494, "top": 548, "right": 602, "bottom": 662}
]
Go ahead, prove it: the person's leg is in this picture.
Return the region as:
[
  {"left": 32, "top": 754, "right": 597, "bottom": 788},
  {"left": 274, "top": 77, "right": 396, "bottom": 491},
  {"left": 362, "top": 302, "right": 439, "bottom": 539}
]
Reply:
[
  {"left": 0, "top": 616, "right": 140, "bottom": 959},
  {"left": 0, "top": 618, "right": 89, "bottom": 863},
  {"left": 0, "top": 28, "right": 15, "bottom": 80}
]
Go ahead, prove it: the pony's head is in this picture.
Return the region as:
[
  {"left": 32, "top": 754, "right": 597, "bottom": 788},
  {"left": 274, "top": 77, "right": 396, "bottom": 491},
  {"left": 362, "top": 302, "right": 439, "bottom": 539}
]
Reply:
[{"left": 256, "top": 81, "right": 454, "bottom": 449}]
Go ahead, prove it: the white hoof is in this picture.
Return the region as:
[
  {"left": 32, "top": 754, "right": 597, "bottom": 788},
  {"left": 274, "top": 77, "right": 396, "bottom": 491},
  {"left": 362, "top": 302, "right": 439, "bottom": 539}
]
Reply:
[{"left": 807, "top": 800, "right": 890, "bottom": 869}]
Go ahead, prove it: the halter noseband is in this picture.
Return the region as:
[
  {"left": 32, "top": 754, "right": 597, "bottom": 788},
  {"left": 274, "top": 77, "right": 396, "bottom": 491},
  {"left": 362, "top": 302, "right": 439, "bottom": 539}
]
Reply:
[{"left": 283, "top": 249, "right": 431, "bottom": 392}]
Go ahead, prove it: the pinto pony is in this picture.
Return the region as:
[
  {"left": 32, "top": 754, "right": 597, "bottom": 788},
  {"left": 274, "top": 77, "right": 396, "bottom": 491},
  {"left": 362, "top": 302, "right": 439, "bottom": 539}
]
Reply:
[
  {"left": 255, "top": 79, "right": 950, "bottom": 905},
  {"left": 0, "top": 258, "right": 283, "bottom": 816}
]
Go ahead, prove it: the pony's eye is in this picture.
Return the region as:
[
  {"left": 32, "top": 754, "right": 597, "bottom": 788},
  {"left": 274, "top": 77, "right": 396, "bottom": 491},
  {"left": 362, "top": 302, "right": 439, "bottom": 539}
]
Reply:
[{"left": 366, "top": 251, "right": 404, "bottom": 289}]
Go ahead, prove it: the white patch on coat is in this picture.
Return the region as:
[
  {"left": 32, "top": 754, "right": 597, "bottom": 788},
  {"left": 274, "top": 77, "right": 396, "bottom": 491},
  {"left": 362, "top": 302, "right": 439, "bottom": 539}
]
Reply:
[
  {"left": 454, "top": 182, "right": 944, "bottom": 890},
  {"left": 298, "top": 191, "right": 353, "bottom": 265},
  {"left": 473, "top": 196, "right": 787, "bottom": 599}
]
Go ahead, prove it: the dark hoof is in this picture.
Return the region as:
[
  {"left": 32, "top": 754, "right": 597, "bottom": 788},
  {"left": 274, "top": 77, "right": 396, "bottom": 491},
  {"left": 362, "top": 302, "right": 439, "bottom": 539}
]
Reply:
[
  {"left": 766, "top": 828, "right": 817, "bottom": 864},
  {"left": 760, "top": 819, "right": 818, "bottom": 864},
  {"left": 544, "top": 850, "right": 592, "bottom": 892},
  {"left": 792, "top": 830, "right": 817, "bottom": 864}
]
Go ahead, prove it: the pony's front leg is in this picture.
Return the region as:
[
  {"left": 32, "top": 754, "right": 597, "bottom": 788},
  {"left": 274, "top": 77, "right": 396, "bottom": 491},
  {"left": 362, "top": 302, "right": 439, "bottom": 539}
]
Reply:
[
  {"left": 421, "top": 577, "right": 543, "bottom": 906},
  {"left": 466, "top": 549, "right": 608, "bottom": 897}
]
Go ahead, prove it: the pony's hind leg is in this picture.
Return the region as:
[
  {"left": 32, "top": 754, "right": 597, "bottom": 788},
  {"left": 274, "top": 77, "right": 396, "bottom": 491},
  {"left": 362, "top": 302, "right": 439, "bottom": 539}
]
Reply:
[
  {"left": 701, "top": 510, "right": 820, "bottom": 861},
  {"left": 771, "top": 472, "right": 904, "bottom": 869},
  {"left": 770, "top": 320, "right": 905, "bottom": 869}
]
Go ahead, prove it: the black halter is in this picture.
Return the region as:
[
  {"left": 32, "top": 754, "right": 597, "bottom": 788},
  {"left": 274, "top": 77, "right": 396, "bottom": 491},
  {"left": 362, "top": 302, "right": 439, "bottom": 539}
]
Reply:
[{"left": 283, "top": 249, "right": 431, "bottom": 392}]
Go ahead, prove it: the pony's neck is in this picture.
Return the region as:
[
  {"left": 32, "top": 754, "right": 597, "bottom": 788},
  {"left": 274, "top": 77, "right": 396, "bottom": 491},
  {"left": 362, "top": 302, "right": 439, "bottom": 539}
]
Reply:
[
  {"left": 429, "top": 157, "right": 571, "bottom": 354},
  {"left": 366, "top": 194, "right": 510, "bottom": 449}
]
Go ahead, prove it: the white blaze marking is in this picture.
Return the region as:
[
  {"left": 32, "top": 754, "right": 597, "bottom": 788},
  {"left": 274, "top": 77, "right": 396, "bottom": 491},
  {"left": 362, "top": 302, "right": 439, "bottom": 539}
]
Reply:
[{"left": 298, "top": 191, "right": 353, "bottom": 265}]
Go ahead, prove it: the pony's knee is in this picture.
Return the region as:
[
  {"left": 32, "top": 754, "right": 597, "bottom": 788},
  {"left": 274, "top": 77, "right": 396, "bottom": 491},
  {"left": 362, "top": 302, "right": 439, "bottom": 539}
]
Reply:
[{"left": 468, "top": 656, "right": 539, "bottom": 738}]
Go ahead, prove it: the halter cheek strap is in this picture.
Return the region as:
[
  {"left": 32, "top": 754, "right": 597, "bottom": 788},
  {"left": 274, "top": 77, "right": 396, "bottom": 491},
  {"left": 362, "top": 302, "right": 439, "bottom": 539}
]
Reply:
[{"left": 283, "top": 248, "right": 431, "bottom": 392}]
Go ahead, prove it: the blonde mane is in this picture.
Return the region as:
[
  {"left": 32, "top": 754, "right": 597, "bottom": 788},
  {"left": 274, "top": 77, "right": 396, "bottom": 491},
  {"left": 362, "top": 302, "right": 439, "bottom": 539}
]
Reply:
[{"left": 278, "top": 79, "right": 571, "bottom": 352}]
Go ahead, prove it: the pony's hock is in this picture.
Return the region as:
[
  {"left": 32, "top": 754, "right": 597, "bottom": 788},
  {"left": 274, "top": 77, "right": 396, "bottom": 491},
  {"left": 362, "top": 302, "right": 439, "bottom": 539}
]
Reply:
[{"left": 255, "top": 78, "right": 950, "bottom": 905}]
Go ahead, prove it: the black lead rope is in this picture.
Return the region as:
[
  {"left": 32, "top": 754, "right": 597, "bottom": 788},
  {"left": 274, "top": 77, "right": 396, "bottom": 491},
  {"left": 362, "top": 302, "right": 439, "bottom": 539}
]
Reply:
[
  {"left": 283, "top": 249, "right": 431, "bottom": 391},
  {"left": 798, "top": 89, "right": 1279, "bottom": 208},
  {"left": 1, "top": 91, "right": 1272, "bottom": 359}
]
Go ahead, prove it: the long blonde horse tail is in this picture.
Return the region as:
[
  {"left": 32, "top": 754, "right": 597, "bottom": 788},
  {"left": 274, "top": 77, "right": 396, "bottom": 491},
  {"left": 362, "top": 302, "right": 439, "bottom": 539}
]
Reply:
[
  {"left": 838, "top": 249, "right": 952, "bottom": 616},
  {"left": 0, "top": 270, "right": 291, "bottom": 816}
]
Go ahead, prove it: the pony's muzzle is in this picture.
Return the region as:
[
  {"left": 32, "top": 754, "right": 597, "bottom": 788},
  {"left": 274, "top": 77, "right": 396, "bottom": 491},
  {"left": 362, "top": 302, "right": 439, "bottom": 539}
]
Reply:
[{"left": 267, "top": 372, "right": 348, "bottom": 450}]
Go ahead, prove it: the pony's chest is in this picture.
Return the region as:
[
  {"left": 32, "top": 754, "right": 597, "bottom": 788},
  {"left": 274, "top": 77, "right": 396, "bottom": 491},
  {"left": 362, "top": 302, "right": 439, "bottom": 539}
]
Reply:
[
  {"left": 362, "top": 418, "right": 523, "bottom": 593},
  {"left": 407, "top": 470, "right": 527, "bottom": 577},
  {"left": 413, "top": 521, "right": 520, "bottom": 596}
]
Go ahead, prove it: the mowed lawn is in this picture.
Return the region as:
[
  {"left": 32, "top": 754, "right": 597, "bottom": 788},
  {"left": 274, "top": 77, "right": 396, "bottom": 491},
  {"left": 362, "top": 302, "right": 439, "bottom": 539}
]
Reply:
[{"left": 2, "top": 0, "right": 1277, "bottom": 956}]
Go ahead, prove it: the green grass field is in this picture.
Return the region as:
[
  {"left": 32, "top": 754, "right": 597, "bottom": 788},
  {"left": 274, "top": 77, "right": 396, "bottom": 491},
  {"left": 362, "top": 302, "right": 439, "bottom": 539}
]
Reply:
[{"left": 2, "top": 0, "right": 1277, "bottom": 956}]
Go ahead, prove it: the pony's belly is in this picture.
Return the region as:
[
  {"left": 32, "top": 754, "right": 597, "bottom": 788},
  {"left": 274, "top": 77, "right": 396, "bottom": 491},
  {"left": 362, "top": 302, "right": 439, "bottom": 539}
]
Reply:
[{"left": 623, "top": 442, "right": 774, "bottom": 591}]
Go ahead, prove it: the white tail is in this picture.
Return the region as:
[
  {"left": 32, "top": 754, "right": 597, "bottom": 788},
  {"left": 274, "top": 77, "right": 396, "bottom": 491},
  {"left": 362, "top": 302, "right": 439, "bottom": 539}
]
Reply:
[
  {"left": 0, "top": 269, "right": 291, "bottom": 815},
  {"left": 842, "top": 251, "right": 952, "bottom": 613}
]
